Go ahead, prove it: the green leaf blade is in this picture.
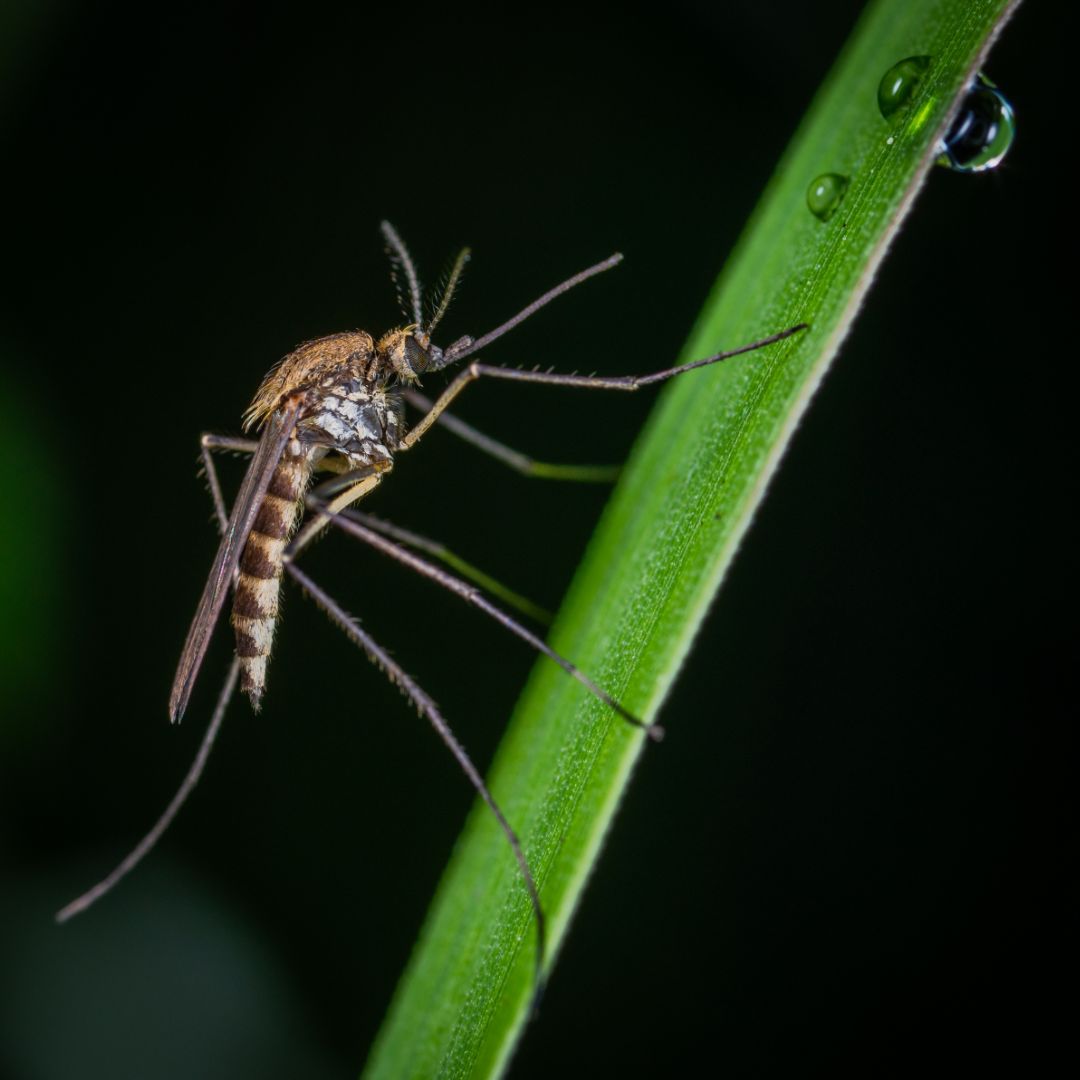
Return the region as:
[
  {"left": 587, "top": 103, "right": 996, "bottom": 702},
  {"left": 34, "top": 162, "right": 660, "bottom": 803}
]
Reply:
[{"left": 365, "top": 1, "right": 1020, "bottom": 1076}]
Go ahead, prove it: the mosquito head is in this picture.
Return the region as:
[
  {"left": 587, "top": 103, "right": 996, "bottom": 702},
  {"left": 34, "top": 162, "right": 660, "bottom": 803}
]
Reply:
[{"left": 377, "top": 327, "right": 444, "bottom": 383}]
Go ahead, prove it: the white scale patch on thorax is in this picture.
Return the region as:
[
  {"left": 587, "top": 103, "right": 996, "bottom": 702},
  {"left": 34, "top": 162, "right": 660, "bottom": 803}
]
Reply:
[{"left": 304, "top": 383, "right": 397, "bottom": 461}]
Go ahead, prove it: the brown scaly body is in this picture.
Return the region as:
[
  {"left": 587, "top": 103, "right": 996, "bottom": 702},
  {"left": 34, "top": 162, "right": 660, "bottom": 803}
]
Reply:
[
  {"left": 230, "top": 446, "right": 312, "bottom": 707},
  {"left": 229, "top": 328, "right": 419, "bottom": 707}
]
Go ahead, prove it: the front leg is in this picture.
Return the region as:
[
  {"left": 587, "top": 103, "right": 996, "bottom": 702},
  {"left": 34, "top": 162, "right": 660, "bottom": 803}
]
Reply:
[{"left": 399, "top": 324, "right": 806, "bottom": 455}]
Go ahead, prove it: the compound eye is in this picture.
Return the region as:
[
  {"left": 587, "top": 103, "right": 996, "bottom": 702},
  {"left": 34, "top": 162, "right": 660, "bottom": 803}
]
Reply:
[{"left": 404, "top": 335, "right": 431, "bottom": 375}]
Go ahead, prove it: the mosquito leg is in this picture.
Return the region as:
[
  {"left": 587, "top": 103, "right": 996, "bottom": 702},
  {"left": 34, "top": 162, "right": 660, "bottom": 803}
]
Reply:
[
  {"left": 402, "top": 389, "right": 619, "bottom": 483},
  {"left": 201, "top": 432, "right": 348, "bottom": 478},
  {"left": 56, "top": 658, "right": 241, "bottom": 923},
  {"left": 286, "top": 561, "right": 546, "bottom": 991},
  {"left": 56, "top": 443, "right": 251, "bottom": 922},
  {"left": 345, "top": 511, "right": 554, "bottom": 625},
  {"left": 401, "top": 323, "right": 808, "bottom": 455},
  {"left": 287, "top": 462, "right": 391, "bottom": 562},
  {"left": 201, "top": 433, "right": 260, "bottom": 455},
  {"left": 207, "top": 437, "right": 551, "bottom": 991},
  {"left": 199, "top": 438, "right": 245, "bottom": 532},
  {"left": 198, "top": 437, "right": 256, "bottom": 593},
  {"left": 311, "top": 499, "right": 663, "bottom": 742}
]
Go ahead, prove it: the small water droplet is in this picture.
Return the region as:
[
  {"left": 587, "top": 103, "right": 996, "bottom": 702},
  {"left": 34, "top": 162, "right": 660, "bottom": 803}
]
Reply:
[
  {"left": 806, "top": 173, "right": 849, "bottom": 222},
  {"left": 938, "top": 73, "right": 1015, "bottom": 172},
  {"left": 878, "top": 56, "right": 931, "bottom": 119}
]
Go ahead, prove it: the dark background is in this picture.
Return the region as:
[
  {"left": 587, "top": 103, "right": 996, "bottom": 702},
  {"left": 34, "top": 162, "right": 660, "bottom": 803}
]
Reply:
[{"left": 0, "top": 1, "right": 1069, "bottom": 1076}]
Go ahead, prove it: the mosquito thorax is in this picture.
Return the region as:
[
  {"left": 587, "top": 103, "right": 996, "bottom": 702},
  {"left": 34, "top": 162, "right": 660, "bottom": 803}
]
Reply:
[{"left": 243, "top": 331, "right": 380, "bottom": 430}]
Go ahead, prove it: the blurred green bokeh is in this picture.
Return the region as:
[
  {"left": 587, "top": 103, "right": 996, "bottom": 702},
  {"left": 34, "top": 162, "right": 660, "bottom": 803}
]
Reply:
[{"left": 0, "top": 371, "right": 59, "bottom": 725}]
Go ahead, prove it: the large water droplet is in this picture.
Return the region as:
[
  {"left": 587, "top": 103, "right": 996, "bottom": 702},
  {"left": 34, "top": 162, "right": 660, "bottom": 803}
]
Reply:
[
  {"left": 938, "top": 74, "right": 1015, "bottom": 172},
  {"left": 806, "top": 173, "right": 849, "bottom": 221},
  {"left": 878, "top": 56, "right": 931, "bottom": 119}
]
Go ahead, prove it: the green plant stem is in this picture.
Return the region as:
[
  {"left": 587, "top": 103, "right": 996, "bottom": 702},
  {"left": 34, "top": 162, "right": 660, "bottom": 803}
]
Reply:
[{"left": 364, "top": 1, "right": 1020, "bottom": 1076}]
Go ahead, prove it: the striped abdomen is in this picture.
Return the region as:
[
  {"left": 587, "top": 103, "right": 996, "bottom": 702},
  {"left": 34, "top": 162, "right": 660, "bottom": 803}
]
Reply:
[{"left": 231, "top": 447, "right": 312, "bottom": 709}]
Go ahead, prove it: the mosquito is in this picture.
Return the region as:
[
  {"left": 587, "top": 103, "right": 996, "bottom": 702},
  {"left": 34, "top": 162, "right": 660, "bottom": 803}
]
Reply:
[{"left": 57, "top": 222, "right": 806, "bottom": 992}]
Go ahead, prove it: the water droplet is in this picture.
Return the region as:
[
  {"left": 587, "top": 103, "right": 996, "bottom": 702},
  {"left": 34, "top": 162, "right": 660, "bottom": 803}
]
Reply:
[
  {"left": 806, "top": 173, "right": 849, "bottom": 222},
  {"left": 878, "top": 56, "right": 931, "bottom": 119},
  {"left": 938, "top": 74, "right": 1015, "bottom": 172}
]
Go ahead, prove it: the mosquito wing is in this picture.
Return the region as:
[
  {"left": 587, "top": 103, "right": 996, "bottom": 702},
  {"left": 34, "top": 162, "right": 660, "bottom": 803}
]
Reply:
[{"left": 168, "top": 399, "right": 303, "bottom": 723}]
